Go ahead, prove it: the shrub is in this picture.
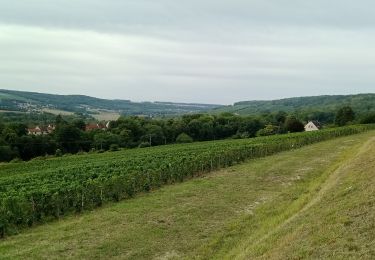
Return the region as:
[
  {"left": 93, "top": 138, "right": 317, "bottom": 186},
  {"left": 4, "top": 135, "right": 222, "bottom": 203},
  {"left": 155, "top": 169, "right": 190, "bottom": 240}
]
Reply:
[
  {"left": 110, "top": 144, "right": 120, "bottom": 151},
  {"left": 256, "top": 125, "right": 279, "bottom": 136},
  {"left": 285, "top": 116, "right": 305, "bottom": 133},
  {"left": 9, "top": 158, "right": 22, "bottom": 163},
  {"left": 0, "top": 146, "right": 16, "bottom": 162},
  {"left": 138, "top": 142, "right": 151, "bottom": 148},
  {"left": 176, "top": 133, "right": 193, "bottom": 143},
  {"left": 55, "top": 149, "right": 63, "bottom": 157},
  {"left": 360, "top": 113, "right": 375, "bottom": 124}
]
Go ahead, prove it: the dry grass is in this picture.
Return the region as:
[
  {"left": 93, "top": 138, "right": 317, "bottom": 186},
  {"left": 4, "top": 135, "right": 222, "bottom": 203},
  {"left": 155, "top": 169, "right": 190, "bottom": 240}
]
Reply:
[
  {"left": 238, "top": 137, "right": 375, "bottom": 259},
  {"left": 91, "top": 110, "right": 121, "bottom": 121},
  {"left": 42, "top": 108, "right": 74, "bottom": 116}
]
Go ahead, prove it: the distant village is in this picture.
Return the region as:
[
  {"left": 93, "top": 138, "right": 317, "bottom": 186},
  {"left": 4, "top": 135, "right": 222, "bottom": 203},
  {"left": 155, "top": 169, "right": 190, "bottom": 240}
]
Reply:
[
  {"left": 27, "top": 120, "right": 323, "bottom": 136},
  {"left": 27, "top": 122, "right": 111, "bottom": 135}
]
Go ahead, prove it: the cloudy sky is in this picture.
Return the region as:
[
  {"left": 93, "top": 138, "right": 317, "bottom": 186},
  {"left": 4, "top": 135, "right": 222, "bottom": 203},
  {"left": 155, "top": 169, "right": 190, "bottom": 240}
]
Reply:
[{"left": 0, "top": 1, "right": 374, "bottom": 104}]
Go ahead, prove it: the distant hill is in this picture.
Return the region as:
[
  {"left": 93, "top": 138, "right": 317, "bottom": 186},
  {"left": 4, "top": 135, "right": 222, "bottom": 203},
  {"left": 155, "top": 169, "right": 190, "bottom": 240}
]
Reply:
[
  {"left": 0, "top": 89, "right": 221, "bottom": 118},
  {"left": 211, "top": 94, "right": 375, "bottom": 122},
  {"left": 1, "top": 90, "right": 374, "bottom": 122}
]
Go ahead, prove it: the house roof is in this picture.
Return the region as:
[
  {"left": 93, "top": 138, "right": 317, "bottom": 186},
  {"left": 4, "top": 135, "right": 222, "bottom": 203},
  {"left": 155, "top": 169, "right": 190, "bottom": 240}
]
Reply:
[
  {"left": 28, "top": 125, "right": 55, "bottom": 133},
  {"left": 85, "top": 123, "right": 106, "bottom": 131},
  {"left": 28, "top": 127, "right": 42, "bottom": 132},
  {"left": 308, "top": 121, "right": 322, "bottom": 129}
]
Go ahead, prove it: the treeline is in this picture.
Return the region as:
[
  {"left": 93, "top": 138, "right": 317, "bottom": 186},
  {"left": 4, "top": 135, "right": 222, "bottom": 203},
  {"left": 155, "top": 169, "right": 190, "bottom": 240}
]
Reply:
[
  {"left": 1, "top": 106, "right": 374, "bottom": 162},
  {"left": 0, "top": 113, "right": 302, "bottom": 162},
  {"left": 215, "top": 93, "right": 375, "bottom": 118}
]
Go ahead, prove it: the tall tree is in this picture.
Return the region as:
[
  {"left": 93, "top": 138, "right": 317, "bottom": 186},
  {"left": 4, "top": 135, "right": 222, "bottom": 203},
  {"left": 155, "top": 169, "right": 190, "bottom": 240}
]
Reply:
[
  {"left": 142, "top": 124, "right": 165, "bottom": 146},
  {"left": 54, "top": 125, "right": 83, "bottom": 153},
  {"left": 335, "top": 106, "right": 355, "bottom": 126}
]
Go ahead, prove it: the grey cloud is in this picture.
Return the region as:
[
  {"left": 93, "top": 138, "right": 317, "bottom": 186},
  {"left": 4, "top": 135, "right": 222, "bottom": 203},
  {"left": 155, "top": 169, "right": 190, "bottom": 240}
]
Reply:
[
  {"left": 0, "top": 1, "right": 374, "bottom": 104},
  {"left": 1, "top": 1, "right": 375, "bottom": 32}
]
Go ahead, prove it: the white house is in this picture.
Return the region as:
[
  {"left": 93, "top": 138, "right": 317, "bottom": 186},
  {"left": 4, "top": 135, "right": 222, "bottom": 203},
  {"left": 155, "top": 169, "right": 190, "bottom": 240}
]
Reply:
[{"left": 304, "top": 121, "right": 322, "bottom": 132}]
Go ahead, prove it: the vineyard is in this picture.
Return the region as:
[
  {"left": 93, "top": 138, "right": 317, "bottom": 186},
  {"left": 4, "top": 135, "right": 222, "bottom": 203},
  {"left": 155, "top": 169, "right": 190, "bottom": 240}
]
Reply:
[{"left": 0, "top": 125, "right": 374, "bottom": 237}]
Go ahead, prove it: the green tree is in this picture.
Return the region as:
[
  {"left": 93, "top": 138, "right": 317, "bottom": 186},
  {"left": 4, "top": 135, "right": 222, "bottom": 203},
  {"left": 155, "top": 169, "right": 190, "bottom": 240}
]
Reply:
[
  {"left": 93, "top": 133, "right": 121, "bottom": 150},
  {"left": 165, "top": 118, "right": 186, "bottom": 143},
  {"left": 141, "top": 124, "right": 165, "bottom": 146},
  {"left": 115, "top": 117, "right": 144, "bottom": 140},
  {"left": 119, "top": 129, "right": 133, "bottom": 147},
  {"left": 0, "top": 145, "right": 16, "bottom": 162},
  {"left": 335, "top": 106, "right": 355, "bottom": 126},
  {"left": 285, "top": 116, "right": 305, "bottom": 133},
  {"left": 274, "top": 111, "right": 287, "bottom": 124},
  {"left": 359, "top": 113, "right": 375, "bottom": 124},
  {"left": 8, "top": 123, "right": 27, "bottom": 136},
  {"left": 2, "top": 128, "right": 18, "bottom": 145},
  {"left": 55, "top": 115, "right": 67, "bottom": 127},
  {"left": 54, "top": 125, "right": 82, "bottom": 153},
  {"left": 187, "top": 119, "right": 204, "bottom": 140},
  {"left": 72, "top": 119, "right": 86, "bottom": 131},
  {"left": 256, "top": 125, "right": 279, "bottom": 136},
  {"left": 238, "top": 117, "right": 264, "bottom": 137},
  {"left": 0, "top": 120, "right": 4, "bottom": 133}
]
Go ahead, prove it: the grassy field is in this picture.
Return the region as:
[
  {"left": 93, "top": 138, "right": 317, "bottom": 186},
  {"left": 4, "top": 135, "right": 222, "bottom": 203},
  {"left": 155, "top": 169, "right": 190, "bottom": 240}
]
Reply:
[
  {"left": 88, "top": 109, "right": 121, "bottom": 121},
  {"left": 235, "top": 135, "right": 375, "bottom": 259},
  {"left": 41, "top": 108, "right": 75, "bottom": 116},
  {"left": 0, "top": 131, "right": 374, "bottom": 259}
]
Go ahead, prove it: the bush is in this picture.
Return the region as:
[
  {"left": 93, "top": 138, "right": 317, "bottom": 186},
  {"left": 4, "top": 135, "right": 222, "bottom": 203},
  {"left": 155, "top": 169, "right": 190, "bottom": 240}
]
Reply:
[
  {"left": 0, "top": 146, "right": 17, "bottom": 162},
  {"left": 360, "top": 113, "right": 375, "bottom": 124},
  {"left": 285, "top": 116, "right": 305, "bottom": 133},
  {"left": 55, "top": 149, "right": 63, "bottom": 157},
  {"left": 138, "top": 142, "right": 151, "bottom": 148},
  {"left": 232, "top": 132, "right": 250, "bottom": 139},
  {"left": 31, "top": 156, "right": 46, "bottom": 161},
  {"left": 256, "top": 125, "right": 279, "bottom": 136},
  {"left": 110, "top": 144, "right": 120, "bottom": 151},
  {"left": 10, "top": 158, "right": 22, "bottom": 163},
  {"left": 176, "top": 133, "right": 193, "bottom": 143}
]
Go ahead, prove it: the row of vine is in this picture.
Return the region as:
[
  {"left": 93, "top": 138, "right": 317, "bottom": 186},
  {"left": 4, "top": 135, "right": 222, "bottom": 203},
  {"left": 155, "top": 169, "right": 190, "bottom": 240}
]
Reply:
[{"left": 0, "top": 125, "right": 374, "bottom": 237}]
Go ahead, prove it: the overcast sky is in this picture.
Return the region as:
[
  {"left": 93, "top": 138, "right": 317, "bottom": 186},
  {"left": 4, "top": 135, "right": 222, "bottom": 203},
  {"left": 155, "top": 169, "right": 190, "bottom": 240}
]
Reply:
[{"left": 0, "top": 1, "right": 374, "bottom": 104}]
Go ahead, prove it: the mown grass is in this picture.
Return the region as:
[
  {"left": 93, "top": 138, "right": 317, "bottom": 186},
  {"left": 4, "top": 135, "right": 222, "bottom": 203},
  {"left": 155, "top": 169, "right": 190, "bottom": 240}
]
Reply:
[
  {"left": 234, "top": 135, "right": 375, "bottom": 259},
  {"left": 0, "top": 131, "right": 374, "bottom": 259}
]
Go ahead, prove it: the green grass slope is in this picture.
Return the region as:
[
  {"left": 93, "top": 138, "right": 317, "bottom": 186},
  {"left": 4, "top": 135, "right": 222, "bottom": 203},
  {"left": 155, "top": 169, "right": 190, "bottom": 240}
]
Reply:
[
  {"left": 0, "top": 131, "right": 374, "bottom": 259},
  {"left": 234, "top": 135, "right": 375, "bottom": 259}
]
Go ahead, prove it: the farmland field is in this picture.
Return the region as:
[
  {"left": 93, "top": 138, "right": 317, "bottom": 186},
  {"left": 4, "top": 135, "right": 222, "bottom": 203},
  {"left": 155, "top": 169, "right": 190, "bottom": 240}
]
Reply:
[
  {"left": 41, "top": 108, "right": 75, "bottom": 116},
  {"left": 0, "top": 129, "right": 374, "bottom": 259},
  {"left": 0, "top": 125, "right": 373, "bottom": 238}
]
